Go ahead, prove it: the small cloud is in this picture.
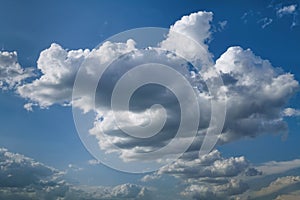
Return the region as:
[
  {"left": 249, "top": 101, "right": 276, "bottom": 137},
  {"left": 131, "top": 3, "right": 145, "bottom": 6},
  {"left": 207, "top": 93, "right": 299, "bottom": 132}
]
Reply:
[
  {"left": 67, "top": 163, "right": 83, "bottom": 171},
  {"left": 257, "top": 17, "right": 273, "bottom": 29},
  {"left": 283, "top": 108, "right": 300, "bottom": 117},
  {"left": 277, "top": 4, "right": 297, "bottom": 18},
  {"left": 217, "top": 20, "right": 228, "bottom": 31},
  {"left": 88, "top": 159, "right": 101, "bottom": 165},
  {"left": 141, "top": 174, "right": 160, "bottom": 182},
  {"left": 24, "top": 103, "right": 34, "bottom": 112},
  {"left": 241, "top": 10, "right": 255, "bottom": 24},
  {"left": 276, "top": 4, "right": 299, "bottom": 28}
]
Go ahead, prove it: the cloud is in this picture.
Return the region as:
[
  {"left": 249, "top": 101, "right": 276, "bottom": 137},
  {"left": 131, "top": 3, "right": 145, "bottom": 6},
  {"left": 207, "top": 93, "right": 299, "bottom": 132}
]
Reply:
[
  {"left": 1, "top": 10, "right": 296, "bottom": 165},
  {"left": 218, "top": 20, "right": 228, "bottom": 31},
  {"left": 250, "top": 176, "right": 300, "bottom": 199},
  {"left": 69, "top": 184, "right": 152, "bottom": 200},
  {"left": 275, "top": 4, "right": 299, "bottom": 28},
  {"left": 0, "top": 147, "right": 61, "bottom": 188},
  {"left": 87, "top": 159, "right": 101, "bottom": 165},
  {"left": 256, "top": 159, "right": 300, "bottom": 176},
  {"left": 82, "top": 12, "right": 298, "bottom": 163},
  {"left": 17, "top": 43, "right": 90, "bottom": 110},
  {"left": 142, "top": 150, "right": 260, "bottom": 199},
  {"left": 274, "top": 189, "right": 300, "bottom": 200},
  {"left": 182, "top": 178, "right": 248, "bottom": 200},
  {"left": 257, "top": 17, "right": 273, "bottom": 29},
  {"left": 0, "top": 147, "right": 152, "bottom": 200},
  {"left": 215, "top": 46, "right": 298, "bottom": 143},
  {"left": 0, "top": 147, "right": 68, "bottom": 199},
  {"left": 17, "top": 40, "right": 136, "bottom": 112},
  {"left": 0, "top": 51, "right": 34, "bottom": 90},
  {"left": 160, "top": 11, "right": 213, "bottom": 67},
  {"left": 282, "top": 108, "right": 300, "bottom": 117},
  {"left": 1, "top": 9, "right": 299, "bottom": 200},
  {"left": 154, "top": 150, "right": 256, "bottom": 179},
  {"left": 277, "top": 4, "right": 297, "bottom": 17}
]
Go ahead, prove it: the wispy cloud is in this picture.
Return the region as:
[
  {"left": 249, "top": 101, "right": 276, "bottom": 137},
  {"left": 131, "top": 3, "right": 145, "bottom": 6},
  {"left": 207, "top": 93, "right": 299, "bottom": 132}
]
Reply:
[
  {"left": 257, "top": 17, "right": 273, "bottom": 28},
  {"left": 277, "top": 4, "right": 297, "bottom": 18},
  {"left": 283, "top": 108, "right": 300, "bottom": 117},
  {"left": 256, "top": 159, "right": 300, "bottom": 176}
]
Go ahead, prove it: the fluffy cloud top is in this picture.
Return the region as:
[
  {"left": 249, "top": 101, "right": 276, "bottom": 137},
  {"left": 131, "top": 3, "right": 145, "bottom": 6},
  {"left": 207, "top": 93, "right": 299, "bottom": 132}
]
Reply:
[
  {"left": 160, "top": 11, "right": 213, "bottom": 66},
  {"left": 215, "top": 46, "right": 299, "bottom": 143},
  {"left": 0, "top": 51, "right": 34, "bottom": 90},
  {"left": 17, "top": 43, "right": 90, "bottom": 110}
]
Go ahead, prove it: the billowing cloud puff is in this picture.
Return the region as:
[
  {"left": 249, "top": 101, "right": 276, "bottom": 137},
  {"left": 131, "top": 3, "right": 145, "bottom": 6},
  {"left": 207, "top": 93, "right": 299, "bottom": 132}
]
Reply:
[
  {"left": 0, "top": 51, "right": 34, "bottom": 90},
  {"left": 160, "top": 11, "right": 213, "bottom": 66},
  {"left": 17, "top": 40, "right": 136, "bottom": 112},
  {"left": 215, "top": 46, "right": 299, "bottom": 143},
  {"left": 17, "top": 43, "right": 90, "bottom": 110},
  {"left": 142, "top": 149, "right": 260, "bottom": 199}
]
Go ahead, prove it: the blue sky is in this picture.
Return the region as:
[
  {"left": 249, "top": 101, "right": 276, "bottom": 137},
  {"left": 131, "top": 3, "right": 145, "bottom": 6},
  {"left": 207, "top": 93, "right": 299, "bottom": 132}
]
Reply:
[{"left": 1, "top": 0, "right": 300, "bottom": 199}]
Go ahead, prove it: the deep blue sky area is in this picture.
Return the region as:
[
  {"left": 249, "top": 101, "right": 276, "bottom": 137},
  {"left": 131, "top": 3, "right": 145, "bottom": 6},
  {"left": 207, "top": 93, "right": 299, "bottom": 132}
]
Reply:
[{"left": 0, "top": 0, "right": 300, "bottom": 188}]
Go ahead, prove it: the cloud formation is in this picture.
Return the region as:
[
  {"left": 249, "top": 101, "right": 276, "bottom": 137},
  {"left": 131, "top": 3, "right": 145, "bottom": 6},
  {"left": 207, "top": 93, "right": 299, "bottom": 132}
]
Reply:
[
  {"left": 17, "top": 43, "right": 90, "bottom": 110},
  {"left": 0, "top": 148, "right": 152, "bottom": 200},
  {"left": 215, "top": 46, "right": 298, "bottom": 143},
  {"left": 0, "top": 10, "right": 298, "bottom": 167},
  {"left": 250, "top": 176, "right": 300, "bottom": 199},
  {"left": 0, "top": 9, "right": 299, "bottom": 199},
  {"left": 142, "top": 149, "right": 261, "bottom": 199},
  {"left": 0, "top": 51, "right": 34, "bottom": 90}
]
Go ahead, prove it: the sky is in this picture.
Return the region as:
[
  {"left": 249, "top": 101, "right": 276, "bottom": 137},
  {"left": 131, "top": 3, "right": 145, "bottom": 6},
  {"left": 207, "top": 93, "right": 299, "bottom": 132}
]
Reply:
[{"left": 0, "top": 0, "right": 300, "bottom": 199}]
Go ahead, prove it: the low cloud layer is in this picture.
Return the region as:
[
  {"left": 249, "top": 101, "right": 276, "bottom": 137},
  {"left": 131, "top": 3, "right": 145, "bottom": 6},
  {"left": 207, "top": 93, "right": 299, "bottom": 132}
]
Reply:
[
  {"left": 0, "top": 148, "right": 152, "bottom": 200},
  {"left": 142, "top": 149, "right": 261, "bottom": 199},
  {"left": 249, "top": 176, "right": 300, "bottom": 199}
]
